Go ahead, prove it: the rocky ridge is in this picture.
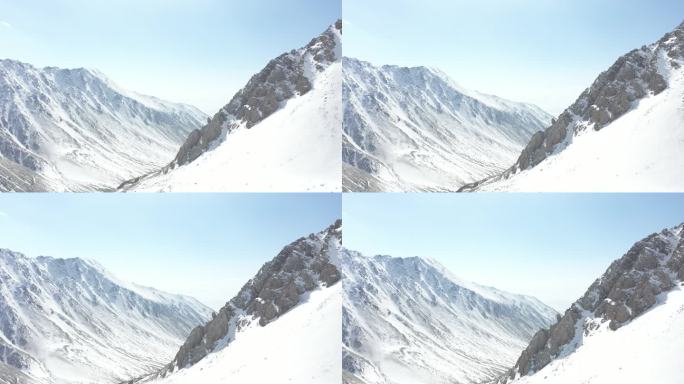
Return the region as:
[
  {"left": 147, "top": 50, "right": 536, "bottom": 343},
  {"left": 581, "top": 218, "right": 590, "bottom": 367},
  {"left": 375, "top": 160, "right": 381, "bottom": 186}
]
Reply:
[
  {"left": 130, "top": 220, "right": 342, "bottom": 382},
  {"left": 461, "top": 21, "right": 684, "bottom": 191},
  {"left": 500, "top": 222, "right": 684, "bottom": 382}
]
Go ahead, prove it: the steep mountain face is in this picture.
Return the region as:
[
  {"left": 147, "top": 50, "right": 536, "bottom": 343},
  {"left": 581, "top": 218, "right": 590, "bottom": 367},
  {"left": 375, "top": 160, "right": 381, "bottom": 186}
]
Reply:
[
  {"left": 341, "top": 250, "right": 558, "bottom": 384},
  {"left": 462, "top": 21, "right": 684, "bottom": 192},
  {"left": 0, "top": 59, "right": 207, "bottom": 191},
  {"left": 120, "top": 21, "right": 342, "bottom": 192},
  {"left": 502, "top": 223, "right": 684, "bottom": 383},
  {"left": 342, "top": 57, "right": 551, "bottom": 192},
  {"left": 0, "top": 248, "right": 213, "bottom": 384},
  {"left": 132, "top": 220, "right": 342, "bottom": 383}
]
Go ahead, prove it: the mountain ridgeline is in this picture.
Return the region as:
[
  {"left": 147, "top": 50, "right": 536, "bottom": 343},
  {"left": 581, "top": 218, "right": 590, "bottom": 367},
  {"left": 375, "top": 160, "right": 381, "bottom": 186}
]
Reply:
[
  {"left": 0, "top": 248, "right": 213, "bottom": 384},
  {"left": 500, "top": 223, "right": 684, "bottom": 383},
  {"left": 460, "top": 20, "right": 684, "bottom": 192},
  {"left": 342, "top": 250, "right": 558, "bottom": 384},
  {"left": 129, "top": 220, "right": 342, "bottom": 382},
  {"left": 0, "top": 59, "right": 207, "bottom": 191},
  {"left": 118, "top": 20, "right": 342, "bottom": 191},
  {"left": 342, "top": 57, "right": 551, "bottom": 192}
]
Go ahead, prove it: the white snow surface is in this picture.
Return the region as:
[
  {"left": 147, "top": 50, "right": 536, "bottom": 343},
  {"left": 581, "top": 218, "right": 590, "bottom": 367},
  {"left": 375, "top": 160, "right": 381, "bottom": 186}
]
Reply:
[
  {"left": 513, "top": 284, "right": 684, "bottom": 384},
  {"left": 147, "top": 284, "right": 341, "bottom": 384},
  {"left": 342, "top": 250, "right": 558, "bottom": 384},
  {"left": 476, "top": 37, "right": 684, "bottom": 192},
  {"left": 126, "top": 62, "right": 342, "bottom": 192},
  {"left": 0, "top": 249, "right": 213, "bottom": 384},
  {"left": 342, "top": 57, "right": 552, "bottom": 191},
  {"left": 0, "top": 59, "right": 207, "bottom": 191}
]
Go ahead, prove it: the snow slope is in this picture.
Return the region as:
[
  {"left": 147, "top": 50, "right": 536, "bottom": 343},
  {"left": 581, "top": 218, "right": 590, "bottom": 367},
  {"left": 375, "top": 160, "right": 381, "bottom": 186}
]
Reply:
[
  {"left": 513, "top": 286, "right": 684, "bottom": 384},
  {"left": 130, "top": 221, "right": 342, "bottom": 384},
  {"left": 121, "top": 21, "right": 342, "bottom": 192},
  {"left": 501, "top": 223, "right": 684, "bottom": 384},
  {"left": 145, "top": 284, "right": 341, "bottom": 384},
  {"left": 343, "top": 57, "right": 551, "bottom": 191},
  {"left": 466, "top": 21, "right": 684, "bottom": 192},
  {"left": 0, "top": 248, "right": 213, "bottom": 384},
  {"left": 123, "top": 63, "right": 341, "bottom": 192},
  {"left": 342, "top": 250, "right": 558, "bottom": 384},
  {"left": 0, "top": 59, "right": 207, "bottom": 191}
]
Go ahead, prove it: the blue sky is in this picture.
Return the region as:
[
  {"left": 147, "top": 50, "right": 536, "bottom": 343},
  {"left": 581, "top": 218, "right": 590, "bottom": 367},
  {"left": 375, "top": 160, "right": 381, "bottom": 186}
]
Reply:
[
  {"left": 343, "top": 193, "right": 684, "bottom": 311},
  {"left": 0, "top": 193, "right": 340, "bottom": 309},
  {"left": 344, "top": 0, "right": 684, "bottom": 114},
  {"left": 0, "top": 0, "right": 340, "bottom": 113}
]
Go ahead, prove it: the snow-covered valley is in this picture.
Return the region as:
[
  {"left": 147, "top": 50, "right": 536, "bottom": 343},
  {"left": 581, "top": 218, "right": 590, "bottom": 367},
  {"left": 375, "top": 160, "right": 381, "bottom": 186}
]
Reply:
[
  {"left": 342, "top": 57, "right": 551, "bottom": 192},
  {"left": 0, "top": 248, "right": 213, "bottom": 384},
  {"left": 341, "top": 249, "right": 558, "bottom": 384},
  {"left": 0, "top": 59, "right": 206, "bottom": 191}
]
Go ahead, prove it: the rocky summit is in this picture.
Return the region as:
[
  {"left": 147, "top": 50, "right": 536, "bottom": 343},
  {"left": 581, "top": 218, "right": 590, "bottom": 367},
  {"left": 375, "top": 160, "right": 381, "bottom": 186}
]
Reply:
[
  {"left": 169, "top": 20, "right": 342, "bottom": 169},
  {"left": 132, "top": 220, "right": 342, "bottom": 382},
  {"left": 501, "top": 222, "right": 684, "bottom": 382}
]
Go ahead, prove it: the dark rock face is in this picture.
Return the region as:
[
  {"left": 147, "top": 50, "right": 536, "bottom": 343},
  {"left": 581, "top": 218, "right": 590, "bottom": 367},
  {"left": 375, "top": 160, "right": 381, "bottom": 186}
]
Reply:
[
  {"left": 147, "top": 220, "right": 341, "bottom": 379},
  {"left": 500, "top": 223, "right": 684, "bottom": 382},
  {"left": 170, "top": 20, "right": 342, "bottom": 168},
  {"left": 461, "top": 20, "right": 684, "bottom": 191}
]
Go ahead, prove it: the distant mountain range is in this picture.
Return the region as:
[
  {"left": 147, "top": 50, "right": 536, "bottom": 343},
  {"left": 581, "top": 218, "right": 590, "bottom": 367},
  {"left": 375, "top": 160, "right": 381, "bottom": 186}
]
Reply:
[
  {"left": 0, "top": 59, "right": 206, "bottom": 191},
  {"left": 343, "top": 57, "right": 551, "bottom": 191},
  {"left": 342, "top": 250, "right": 558, "bottom": 384},
  {"left": 0, "top": 248, "right": 212, "bottom": 384}
]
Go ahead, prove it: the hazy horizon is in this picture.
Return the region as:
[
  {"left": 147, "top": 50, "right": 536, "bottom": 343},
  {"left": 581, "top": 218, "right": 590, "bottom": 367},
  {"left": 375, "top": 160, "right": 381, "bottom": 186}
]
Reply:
[
  {"left": 344, "top": 0, "right": 684, "bottom": 115},
  {"left": 342, "top": 193, "right": 684, "bottom": 312},
  {"left": 0, "top": 193, "right": 341, "bottom": 309},
  {"left": 0, "top": 0, "right": 340, "bottom": 114}
]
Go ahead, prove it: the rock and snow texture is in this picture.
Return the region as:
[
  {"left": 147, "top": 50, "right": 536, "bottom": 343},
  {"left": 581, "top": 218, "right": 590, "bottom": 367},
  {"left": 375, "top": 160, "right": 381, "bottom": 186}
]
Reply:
[
  {"left": 341, "top": 250, "right": 558, "bottom": 384},
  {"left": 463, "top": 21, "right": 684, "bottom": 192},
  {"left": 140, "top": 284, "right": 341, "bottom": 384},
  {"left": 0, "top": 59, "right": 207, "bottom": 191},
  {"left": 0, "top": 248, "right": 213, "bottom": 384},
  {"left": 342, "top": 57, "right": 552, "bottom": 192},
  {"left": 120, "top": 21, "right": 342, "bottom": 192},
  {"left": 502, "top": 223, "right": 684, "bottom": 384},
  {"left": 132, "top": 220, "right": 342, "bottom": 384}
]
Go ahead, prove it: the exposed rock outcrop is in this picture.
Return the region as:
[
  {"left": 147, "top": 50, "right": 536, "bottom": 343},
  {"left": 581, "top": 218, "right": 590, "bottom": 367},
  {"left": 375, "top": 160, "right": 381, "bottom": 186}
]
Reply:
[
  {"left": 460, "top": 20, "right": 684, "bottom": 192},
  {"left": 131, "top": 220, "right": 342, "bottom": 382},
  {"left": 170, "top": 20, "right": 342, "bottom": 168},
  {"left": 500, "top": 222, "right": 684, "bottom": 382}
]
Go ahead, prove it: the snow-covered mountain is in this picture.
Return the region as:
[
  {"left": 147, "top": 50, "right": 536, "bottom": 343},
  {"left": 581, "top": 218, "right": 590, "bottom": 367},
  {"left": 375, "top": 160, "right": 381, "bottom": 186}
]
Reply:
[
  {"left": 342, "top": 57, "right": 552, "bottom": 192},
  {"left": 131, "top": 220, "right": 342, "bottom": 384},
  {"left": 462, "top": 21, "right": 684, "bottom": 192},
  {"left": 341, "top": 250, "right": 558, "bottom": 384},
  {"left": 0, "top": 59, "right": 207, "bottom": 191},
  {"left": 120, "top": 21, "right": 342, "bottom": 192},
  {"left": 0, "top": 248, "right": 213, "bottom": 384},
  {"left": 501, "top": 223, "right": 684, "bottom": 384}
]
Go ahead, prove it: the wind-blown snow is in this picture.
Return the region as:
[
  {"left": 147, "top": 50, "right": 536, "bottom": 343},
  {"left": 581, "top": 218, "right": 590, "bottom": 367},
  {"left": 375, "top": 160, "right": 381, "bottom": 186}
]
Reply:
[
  {"left": 124, "top": 62, "right": 342, "bottom": 192},
  {"left": 146, "top": 284, "right": 341, "bottom": 384},
  {"left": 513, "top": 284, "right": 684, "bottom": 384}
]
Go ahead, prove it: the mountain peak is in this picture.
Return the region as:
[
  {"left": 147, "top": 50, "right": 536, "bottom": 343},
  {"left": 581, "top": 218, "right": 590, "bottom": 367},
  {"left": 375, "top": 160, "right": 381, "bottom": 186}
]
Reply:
[
  {"left": 142, "top": 221, "right": 342, "bottom": 379},
  {"left": 502, "top": 222, "right": 684, "bottom": 382}
]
